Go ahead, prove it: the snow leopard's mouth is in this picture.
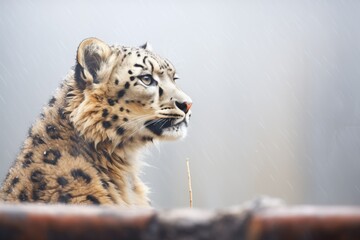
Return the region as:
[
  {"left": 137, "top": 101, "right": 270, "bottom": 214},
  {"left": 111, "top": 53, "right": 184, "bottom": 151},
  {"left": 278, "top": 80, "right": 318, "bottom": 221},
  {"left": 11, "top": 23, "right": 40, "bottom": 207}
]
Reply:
[{"left": 145, "top": 118, "right": 188, "bottom": 136}]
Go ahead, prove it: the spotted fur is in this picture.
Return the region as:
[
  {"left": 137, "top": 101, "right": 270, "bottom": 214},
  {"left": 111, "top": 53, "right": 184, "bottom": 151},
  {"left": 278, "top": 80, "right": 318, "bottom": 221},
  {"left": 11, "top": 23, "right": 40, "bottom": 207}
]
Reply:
[{"left": 0, "top": 38, "right": 192, "bottom": 206}]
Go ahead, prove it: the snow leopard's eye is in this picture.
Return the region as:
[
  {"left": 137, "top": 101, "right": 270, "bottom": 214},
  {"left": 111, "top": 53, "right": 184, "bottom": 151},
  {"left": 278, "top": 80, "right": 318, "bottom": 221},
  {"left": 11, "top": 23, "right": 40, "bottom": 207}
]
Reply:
[{"left": 138, "top": 74, "right": 157, "bottom": 86}]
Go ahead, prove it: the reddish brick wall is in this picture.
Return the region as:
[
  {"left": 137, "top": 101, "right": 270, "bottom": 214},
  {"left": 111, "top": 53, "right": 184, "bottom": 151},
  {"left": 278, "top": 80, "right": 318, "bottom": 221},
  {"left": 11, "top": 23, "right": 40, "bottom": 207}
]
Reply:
[{"left": 0, "top": 204, "right": 360, "bottom": 240}]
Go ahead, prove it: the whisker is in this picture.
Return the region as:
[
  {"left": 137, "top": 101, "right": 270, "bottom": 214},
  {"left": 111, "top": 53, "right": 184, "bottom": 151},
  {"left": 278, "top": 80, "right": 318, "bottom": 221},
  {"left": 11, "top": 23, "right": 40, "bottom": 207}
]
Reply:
[
  {"left": 126, "top": 118, "right": 162, "bottom": 139},
  {"left": 159, "top": 118, "right": 170, "bottom": 129}
]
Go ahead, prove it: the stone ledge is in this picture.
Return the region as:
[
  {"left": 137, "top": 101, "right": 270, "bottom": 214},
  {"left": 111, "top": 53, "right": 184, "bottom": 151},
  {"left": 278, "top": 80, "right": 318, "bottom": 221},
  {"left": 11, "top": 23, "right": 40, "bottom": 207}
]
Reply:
[{"left": 0, "top": 203, "right": 360, "bottom": 239}]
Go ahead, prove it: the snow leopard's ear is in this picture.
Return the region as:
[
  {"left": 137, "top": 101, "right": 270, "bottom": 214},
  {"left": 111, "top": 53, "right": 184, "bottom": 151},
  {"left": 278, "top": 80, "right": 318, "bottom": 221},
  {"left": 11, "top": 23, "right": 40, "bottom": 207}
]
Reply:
[
  {"left": 139, "top": 42, "right": 153, "bottom": 52},
  {"left": 75, "top": 38, "right": 112, "bottom": 86}
]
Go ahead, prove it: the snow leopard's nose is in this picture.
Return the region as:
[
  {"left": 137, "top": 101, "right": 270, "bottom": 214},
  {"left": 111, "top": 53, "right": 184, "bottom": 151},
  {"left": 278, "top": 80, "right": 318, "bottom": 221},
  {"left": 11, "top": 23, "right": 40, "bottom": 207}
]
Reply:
[{"left": 175, "top": 101, "right": 192, "bottom": 114}]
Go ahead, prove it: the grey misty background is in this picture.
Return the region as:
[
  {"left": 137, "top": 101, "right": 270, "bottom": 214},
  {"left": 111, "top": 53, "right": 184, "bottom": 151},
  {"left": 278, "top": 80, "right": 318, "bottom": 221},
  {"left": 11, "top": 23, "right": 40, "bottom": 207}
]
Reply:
[{"left": 0, "top": 0, "right": 360, "bottom": 208}]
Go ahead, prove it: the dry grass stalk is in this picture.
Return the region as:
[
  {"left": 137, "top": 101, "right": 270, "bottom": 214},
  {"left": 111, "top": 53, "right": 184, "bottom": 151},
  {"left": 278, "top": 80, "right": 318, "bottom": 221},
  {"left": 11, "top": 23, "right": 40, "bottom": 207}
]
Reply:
[{"left": 186, "top": 158, "right": 193, "bottom": 208}]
